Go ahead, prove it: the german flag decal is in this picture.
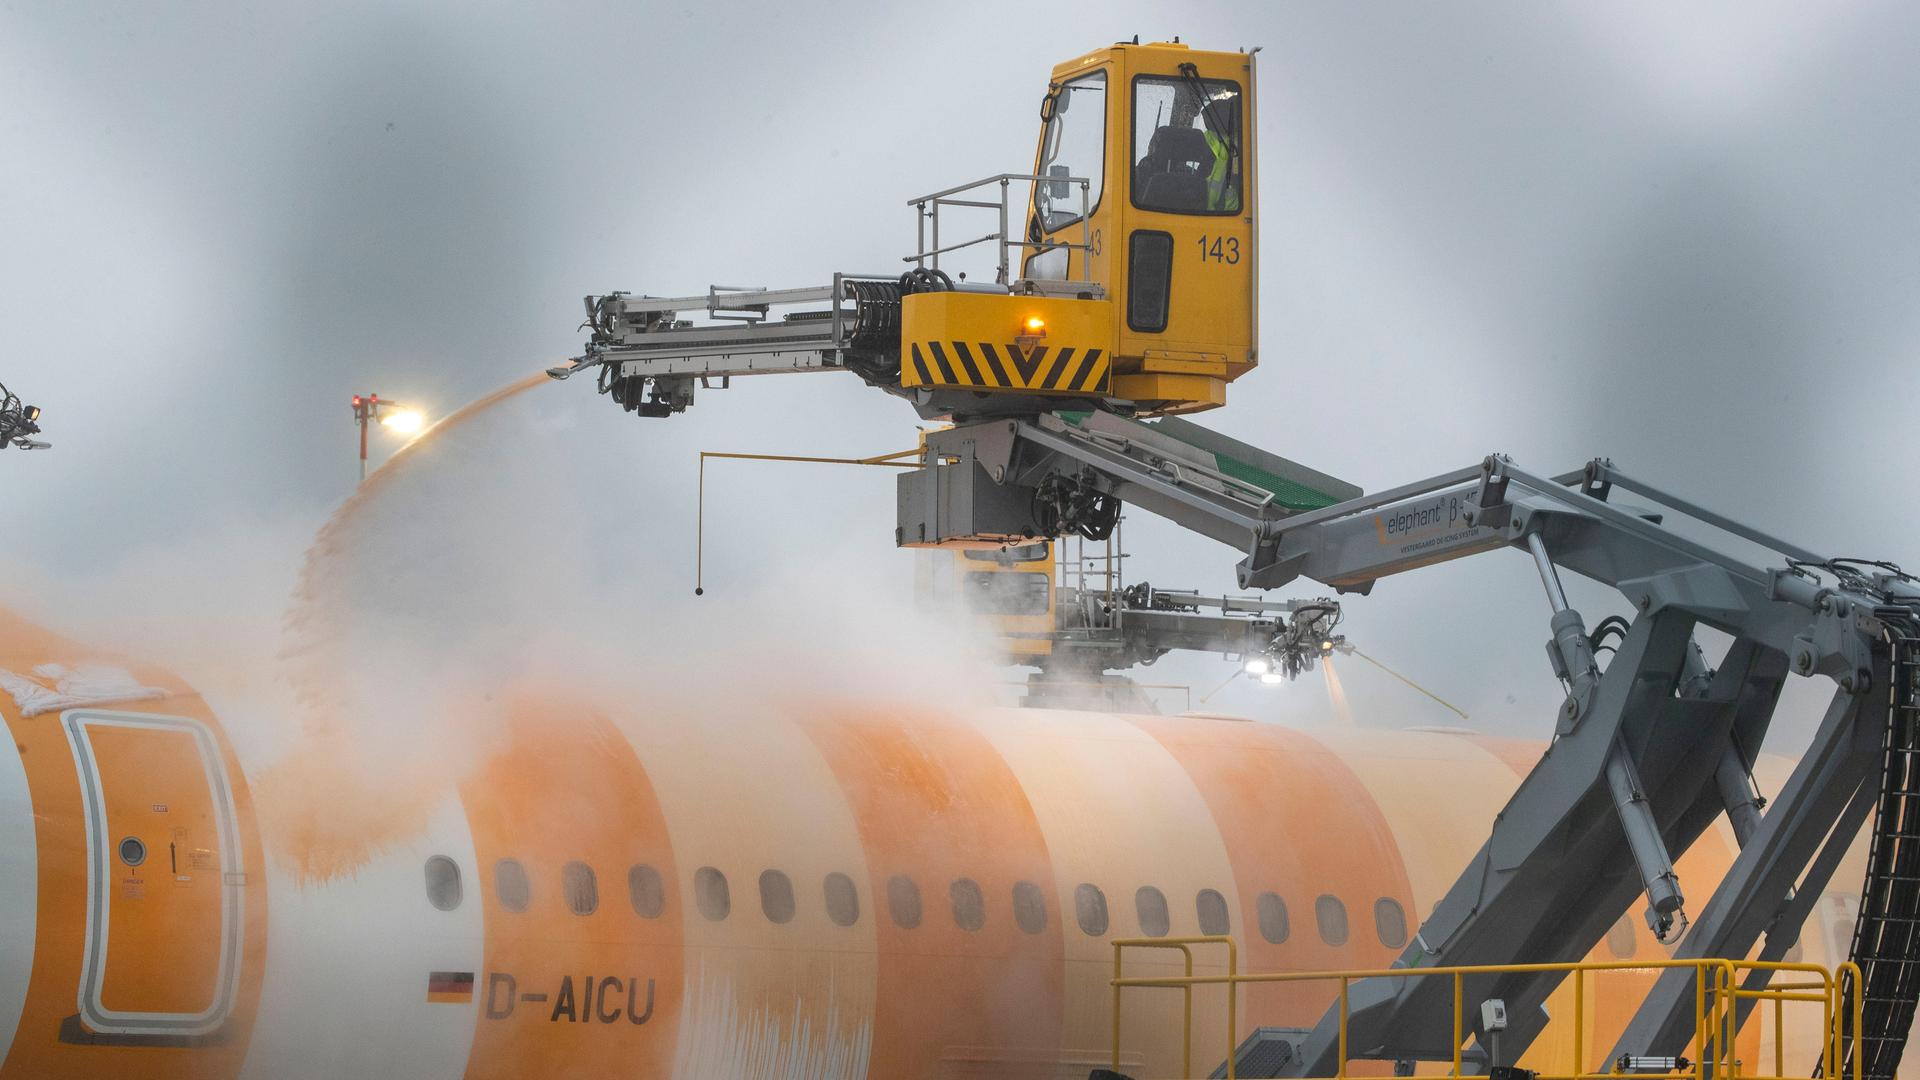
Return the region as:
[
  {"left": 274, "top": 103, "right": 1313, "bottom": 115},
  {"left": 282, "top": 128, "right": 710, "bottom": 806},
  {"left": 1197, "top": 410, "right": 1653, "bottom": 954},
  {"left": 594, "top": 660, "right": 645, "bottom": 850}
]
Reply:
[
  {"left": 904, "top": 342, "right": 1110, "bottom": 395},
  {"left": 426, "top": 971, "right": 475, "bottom": 1004}
]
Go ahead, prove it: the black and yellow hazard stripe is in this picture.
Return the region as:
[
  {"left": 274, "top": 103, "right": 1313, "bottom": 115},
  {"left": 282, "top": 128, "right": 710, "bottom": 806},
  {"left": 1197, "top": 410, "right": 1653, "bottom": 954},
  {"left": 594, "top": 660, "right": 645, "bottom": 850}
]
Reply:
[{"left": 905, "top": 341, "right": 1110, "bottom": 395}]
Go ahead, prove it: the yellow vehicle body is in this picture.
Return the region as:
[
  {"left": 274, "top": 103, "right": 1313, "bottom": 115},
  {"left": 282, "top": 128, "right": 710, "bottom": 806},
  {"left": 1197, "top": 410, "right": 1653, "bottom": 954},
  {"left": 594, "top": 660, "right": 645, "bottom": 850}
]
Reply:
[
  {"left": 953, "top": 542, "right": 1055, "bottom": 661},
  {"left": 901, "top": 40, "right": 1258, "bottom": 416},
  {"left": 901, "top": 293, "right": 1112, "bottom": 396}
]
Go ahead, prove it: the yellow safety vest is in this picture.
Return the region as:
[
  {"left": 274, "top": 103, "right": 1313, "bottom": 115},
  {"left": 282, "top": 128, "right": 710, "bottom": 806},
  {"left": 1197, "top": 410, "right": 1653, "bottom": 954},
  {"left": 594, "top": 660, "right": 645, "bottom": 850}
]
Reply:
[{"left": 1204, "top": 130, "right": 1240, "bottom": 212}]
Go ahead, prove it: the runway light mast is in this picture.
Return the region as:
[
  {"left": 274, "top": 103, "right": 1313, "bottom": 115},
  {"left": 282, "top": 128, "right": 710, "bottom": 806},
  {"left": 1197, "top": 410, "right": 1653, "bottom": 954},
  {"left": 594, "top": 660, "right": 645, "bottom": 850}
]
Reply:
[{"left": 351, "top": 393, "right": 425, "bottom": 482}]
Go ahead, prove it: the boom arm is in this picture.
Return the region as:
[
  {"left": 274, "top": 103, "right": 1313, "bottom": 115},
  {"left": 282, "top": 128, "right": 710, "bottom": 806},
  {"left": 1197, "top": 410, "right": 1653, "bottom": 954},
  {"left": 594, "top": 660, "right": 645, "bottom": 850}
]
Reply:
[
  {"left": 559, "top": 286, "right": 1918, "bottom": 1078},
  {"left": 559, "top": 284, "right": 1919, "bottom": 1076},
  {"left": 555, "top": 35, "right": 1919, "bottom": 1077},
  {"left": 909, "top": 412, "right": 1916, "bottom": 1078}
]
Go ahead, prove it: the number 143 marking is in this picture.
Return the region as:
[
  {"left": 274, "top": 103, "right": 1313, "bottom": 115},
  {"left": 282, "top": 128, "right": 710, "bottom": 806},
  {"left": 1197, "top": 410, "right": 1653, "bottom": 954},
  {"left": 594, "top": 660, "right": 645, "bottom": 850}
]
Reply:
[{"left": 1197, "top": 235, "right": 1241, "bottom": 264}]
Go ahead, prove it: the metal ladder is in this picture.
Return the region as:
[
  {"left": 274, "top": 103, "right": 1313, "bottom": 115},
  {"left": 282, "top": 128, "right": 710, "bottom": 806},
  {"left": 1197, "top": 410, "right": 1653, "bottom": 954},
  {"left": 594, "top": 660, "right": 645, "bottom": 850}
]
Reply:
[{"left": 1835, "top": 611, "right": 1920, "bottom": 1080}]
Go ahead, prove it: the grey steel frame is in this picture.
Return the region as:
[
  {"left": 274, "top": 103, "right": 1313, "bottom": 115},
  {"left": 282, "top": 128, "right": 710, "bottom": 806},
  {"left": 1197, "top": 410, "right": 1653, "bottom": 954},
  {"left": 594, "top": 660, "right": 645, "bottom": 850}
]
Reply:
[
  {"left": 579, "top": 272, "right": 902, "bottom": 385},
  {"left": 915, "top": 413, "right": 1916, "bottom": 1078},
  {"left": 561, "top": 195, "right": 1913, "bottom": 1077}
]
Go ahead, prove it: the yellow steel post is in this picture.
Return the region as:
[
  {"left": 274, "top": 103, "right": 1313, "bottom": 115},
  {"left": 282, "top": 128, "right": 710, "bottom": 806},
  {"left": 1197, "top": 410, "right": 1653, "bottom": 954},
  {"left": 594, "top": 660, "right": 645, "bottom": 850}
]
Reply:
[
  {"left": 1453, "top": 971, "right": 1464, "bottom": 1078},
  {"left": 1696, "top": 963, "right": 1708, "bottom": 1080},
  {"left": 1774, "top": 994, "right": 1783, "bottom": 1080},
  {"left": 1712, "top": 957, "right": 1728, "bottom": 1076},
  {"left": 1111, "top": 942, "right": 1122, "bottom": 1072},
  {"left": 1573, "top": 966, "right": 1584, "bottom": 1080},
  {"left": 1825, "top": 965, "right": 1836, "bottom": 1080},
  {"left": 1338, "top": 977, "right": 1350, "bottom": 1079},
  {"left": 1226, "top": 936, "right": 1239, "bottom": 1080},
  {"left": 1723, "top": 963, "right": 1733, "bottom": 1079},
  {"left": 1183, "top": 945, "right": 1194, "bottom": 1080},
  {"left": 1846, "top": 961, "right": 1862, "bottom": 1080},
  {"left": 1717, "top": 962, "right": 1732, "bottom": 1080},
  {"left": 1736, "top": 970, "right": 1746, "bottom": 1079}
]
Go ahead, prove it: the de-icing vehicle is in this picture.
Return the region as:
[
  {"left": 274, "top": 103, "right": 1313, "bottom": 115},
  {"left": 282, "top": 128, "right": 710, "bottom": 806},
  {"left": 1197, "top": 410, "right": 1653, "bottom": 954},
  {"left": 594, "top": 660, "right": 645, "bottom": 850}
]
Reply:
[{"left": 552, "top": 38, "right": 1920, "bottom": 1080}]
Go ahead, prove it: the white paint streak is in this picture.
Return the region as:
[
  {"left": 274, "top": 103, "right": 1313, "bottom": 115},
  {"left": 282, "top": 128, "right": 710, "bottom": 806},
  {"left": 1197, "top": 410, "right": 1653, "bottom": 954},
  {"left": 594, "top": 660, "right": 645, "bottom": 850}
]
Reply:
[
  {"left": 0, "top": 663, "right": 166, "bottom": 717},
  {"left": 673, "top": 959, "right": 872, "bottom": 1080},
  {"left": 239, "top": 794, "right": 481, "bottom": 1080},
  {"left": 0, "top": 730, "right": 34, "bottom": 1069}
]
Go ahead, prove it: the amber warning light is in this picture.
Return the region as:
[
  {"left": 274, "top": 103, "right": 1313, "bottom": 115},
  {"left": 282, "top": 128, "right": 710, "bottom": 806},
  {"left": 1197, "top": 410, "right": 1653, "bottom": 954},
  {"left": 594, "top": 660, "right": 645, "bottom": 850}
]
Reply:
[{"left": 1015, "top": 315, "right": 1047, "bottom": 349}]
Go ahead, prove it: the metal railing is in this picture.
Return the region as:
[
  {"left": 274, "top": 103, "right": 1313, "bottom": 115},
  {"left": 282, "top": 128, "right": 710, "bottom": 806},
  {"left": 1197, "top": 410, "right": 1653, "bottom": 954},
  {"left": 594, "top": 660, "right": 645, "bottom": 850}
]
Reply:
[
  {"left": 905, "top": 173, "right": 1095, "bottom": 285},
  {"left": 1111, "top": 937, "right": 1864, "bottom": 1080}
]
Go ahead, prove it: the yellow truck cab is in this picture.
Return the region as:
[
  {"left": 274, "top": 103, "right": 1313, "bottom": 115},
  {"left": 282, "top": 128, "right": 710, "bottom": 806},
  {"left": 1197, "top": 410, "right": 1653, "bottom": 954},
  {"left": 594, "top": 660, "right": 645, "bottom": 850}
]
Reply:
[
  {"left": 953, "top": 541, "right": 1055, "bottom": 662},
  {"left": 1023, "top": 40, "right": 1257, "bottom": 412},
  {"left": 898, "top": 40, "right": 1258, "bottom": 417}
]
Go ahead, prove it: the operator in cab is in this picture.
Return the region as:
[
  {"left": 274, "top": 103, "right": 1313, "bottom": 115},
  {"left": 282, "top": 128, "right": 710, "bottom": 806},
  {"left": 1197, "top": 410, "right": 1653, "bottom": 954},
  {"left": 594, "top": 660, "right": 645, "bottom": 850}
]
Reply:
[{"left": 1133, "top": 82, "right": 1241, "bottom": 214}]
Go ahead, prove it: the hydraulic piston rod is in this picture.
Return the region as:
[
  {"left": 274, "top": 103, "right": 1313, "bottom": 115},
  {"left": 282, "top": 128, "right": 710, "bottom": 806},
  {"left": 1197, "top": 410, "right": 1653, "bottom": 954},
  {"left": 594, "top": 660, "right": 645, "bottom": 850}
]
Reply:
[
  {"left": 1528, "top": 531, "right": 1601, "bottom": 732},
  {"left": 1531, "top": 530, "right": 1689, "bottom": 942},
  {"left": 1606, "top": 740, "right": 1689, "bottom": 942}
]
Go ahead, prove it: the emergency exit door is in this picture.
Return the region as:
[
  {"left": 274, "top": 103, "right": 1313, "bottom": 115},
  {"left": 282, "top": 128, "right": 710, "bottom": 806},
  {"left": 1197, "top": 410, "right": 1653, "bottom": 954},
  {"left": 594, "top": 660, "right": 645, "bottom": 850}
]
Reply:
[{"left": 62, "top": 710, "right": 244, "bottom": 1038}]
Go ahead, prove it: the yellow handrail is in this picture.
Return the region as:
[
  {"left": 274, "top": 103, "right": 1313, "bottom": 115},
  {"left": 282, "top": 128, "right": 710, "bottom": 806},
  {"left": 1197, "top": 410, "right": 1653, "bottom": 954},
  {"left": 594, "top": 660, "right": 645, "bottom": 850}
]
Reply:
[
  {"left": 1112, "top": 935, "right": 1238, "bottom": 1078},
  {"left": 1109, "top": 942, "right": 1863, "bottom": 1080}
]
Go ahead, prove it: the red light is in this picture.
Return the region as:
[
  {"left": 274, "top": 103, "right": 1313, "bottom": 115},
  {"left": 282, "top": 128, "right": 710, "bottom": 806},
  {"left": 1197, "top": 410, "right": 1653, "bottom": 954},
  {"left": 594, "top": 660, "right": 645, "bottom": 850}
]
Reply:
[{"left": 352, "top": 395, "right": 361, "bottom": 405}]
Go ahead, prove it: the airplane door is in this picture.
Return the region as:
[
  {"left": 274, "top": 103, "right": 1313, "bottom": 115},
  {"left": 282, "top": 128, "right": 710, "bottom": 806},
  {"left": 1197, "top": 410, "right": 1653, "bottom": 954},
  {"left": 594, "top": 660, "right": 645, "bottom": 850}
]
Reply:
[{"left": 62, "top": 710, "right": 244, "bottom": 1038}]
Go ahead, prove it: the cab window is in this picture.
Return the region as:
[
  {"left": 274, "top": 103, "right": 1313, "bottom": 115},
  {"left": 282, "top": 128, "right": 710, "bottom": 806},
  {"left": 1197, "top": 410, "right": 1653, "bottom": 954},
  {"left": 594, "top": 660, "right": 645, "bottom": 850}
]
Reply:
[
  {"left": 1034, "top": 70, "right": 1107, "bottom": 232},
  {"left": 960, "top": 571, "right": 1050, "bottom": 616},
  {"left": 962, "top": 542, "right": 1049, "bottom": 565},
  {"left": 1132, "top": 74, "right": 1242, "bottom": 214}
]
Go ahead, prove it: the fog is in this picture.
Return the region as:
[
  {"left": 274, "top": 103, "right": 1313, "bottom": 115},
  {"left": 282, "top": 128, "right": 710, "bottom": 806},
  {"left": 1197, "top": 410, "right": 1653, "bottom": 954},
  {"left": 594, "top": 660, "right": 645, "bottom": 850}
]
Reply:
[{"left": 2, "top": 2, "right": 1917, "bottom": 746}]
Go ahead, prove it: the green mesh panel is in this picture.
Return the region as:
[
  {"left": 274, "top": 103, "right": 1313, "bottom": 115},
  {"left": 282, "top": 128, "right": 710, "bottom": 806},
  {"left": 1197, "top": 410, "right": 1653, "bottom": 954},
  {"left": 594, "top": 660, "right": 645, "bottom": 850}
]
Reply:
[
  {"left": 1213, "top": 455, "right": 1345, "bottom": 511},
  {"left": 1052, "top": 410, "right": 1343, "bottom": 510}
]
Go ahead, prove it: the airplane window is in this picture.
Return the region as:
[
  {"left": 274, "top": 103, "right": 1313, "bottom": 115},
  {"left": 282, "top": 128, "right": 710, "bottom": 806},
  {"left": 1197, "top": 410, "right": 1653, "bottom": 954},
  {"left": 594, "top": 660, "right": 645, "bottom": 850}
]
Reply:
[
  {"left": 424, "top": 855, "right": 462, "bottom": 912},
  {"left": 951, "top": 878, "right": 987, "bottom": 932},
  {"left": 1136, "top": 886, "right": 1171, "bottom": 938},
  {"left": 1196, "top": 888, "right": 1230, "bottom": 936},
  {"left": 1012, "top": 881, "right": 1048, "bottom": 934},
  {"left": 1606, "top": 915, "right": 1636, "bottom": 958},
  {"left": 695, "top": 866, "right": 731, "bottom": 921},
  {"left": 1784, "top": 932, "right": 1805, "bottom": 963},
  {"left": 760, "top": 869, "right": 796, "bottom": 924},
  {"left": 1315, "top": 895, "right": 1349, "bottom": 946},
  {"left": 1374, "top": 897, "right": 1408, "bottom": 949},
  {"left": 1257, "top": 892, "right": 1290, "bottom": 944},
  {"left": 888, "top": 874, "right": 923, "bottom": 929},
  {"left": 1076, "top": 883, "right": 1110, "bottom": 937},
  {"left": 494, "top": 859, "right": 531, "bottom": 913},
  {"left": 562, "top": 861, "right": 598, "bottom": 916},
  {"left": 628, "top": 864, "right": 665, "bottom": 919},
  {"left": 824, "top": 872, "right": 860, "bottom": 927}
]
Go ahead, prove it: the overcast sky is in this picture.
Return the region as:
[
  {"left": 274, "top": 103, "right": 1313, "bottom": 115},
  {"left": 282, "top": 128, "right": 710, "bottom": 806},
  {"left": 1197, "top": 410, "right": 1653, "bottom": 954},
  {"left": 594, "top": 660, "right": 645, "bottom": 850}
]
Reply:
[{"left": 2, "top": 2, "right": 1916, "bottom": 741}]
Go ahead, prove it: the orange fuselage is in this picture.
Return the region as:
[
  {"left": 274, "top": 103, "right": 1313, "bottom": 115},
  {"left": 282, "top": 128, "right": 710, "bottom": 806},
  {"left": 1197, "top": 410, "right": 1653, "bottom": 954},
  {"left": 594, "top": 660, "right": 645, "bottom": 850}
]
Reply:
[{"left": 0, "top": 607, "right": 1889, "bottom": 1079}]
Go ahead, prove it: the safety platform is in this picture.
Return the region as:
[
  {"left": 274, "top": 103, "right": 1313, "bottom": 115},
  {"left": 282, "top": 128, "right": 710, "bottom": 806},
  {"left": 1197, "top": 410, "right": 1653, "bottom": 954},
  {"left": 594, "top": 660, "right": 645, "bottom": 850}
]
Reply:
[{"left": 1105, "top": 938, "right": 1864, "bottom": 1080}]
